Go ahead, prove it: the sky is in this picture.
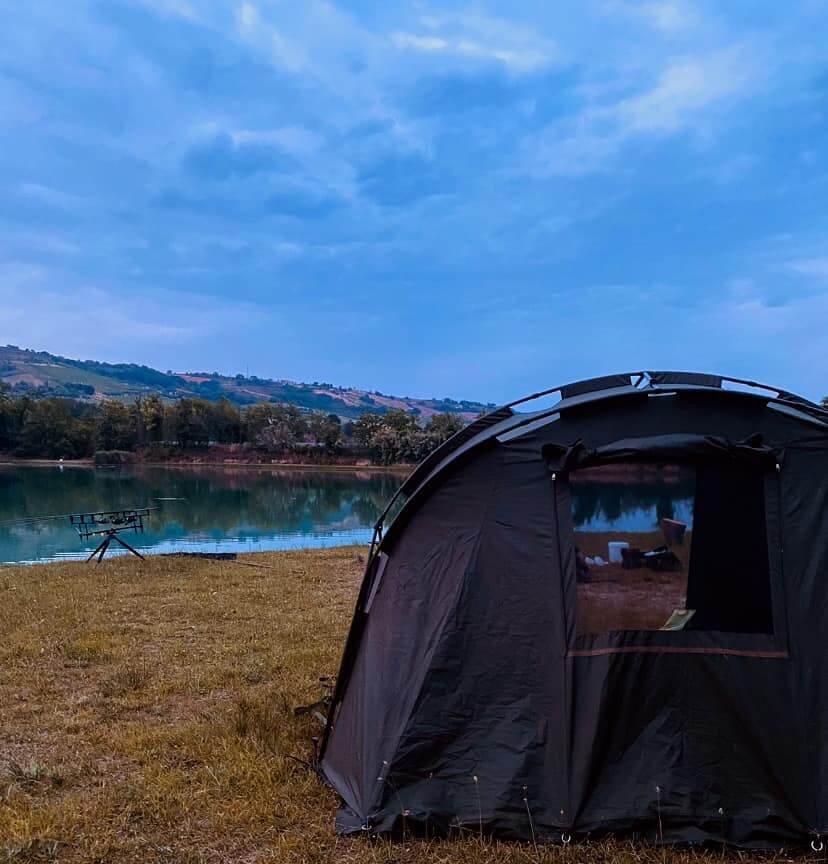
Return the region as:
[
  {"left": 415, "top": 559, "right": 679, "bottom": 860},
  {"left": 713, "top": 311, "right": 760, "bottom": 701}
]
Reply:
[{"left": 1, "top": 1, "right": 827, "bottom": 404}]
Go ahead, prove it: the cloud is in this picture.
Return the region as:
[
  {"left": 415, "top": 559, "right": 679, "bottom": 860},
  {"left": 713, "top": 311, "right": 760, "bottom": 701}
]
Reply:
[
  {"left": 236, "top": 2, "right": 306, "bottom": 73},
  {"left": 231, "top": 127, "right": 324, "bottom": 154},
  {"left": 643, "top": 2, "right": 700, "bottom": 33},
  {"left": 391, "top": 13, "right": 556, "bottom": 74},
  {"left": 606, "top": 1, "right": 700, "bottom": 34},
  {"left": 0, "top": 230, "right": 80, "bottom": 257},
  {"left": 404, "top": 70, "right": 525, "bottom": 117},
  {"left": 183, "top": 133, "right": 294, "bottom": 180},
  {"left": 789, "top": 257, "right": 828, "bottom": 279},
  {"left": 393, "top": 33, "right": 448, "bottom": 53},
  {"left": 618, "top": 52, "right": 750, "bottom": 134},
  {"left": 526, "top": 48, "right": 756, "bottom": 176},
  {"left": 265, "top": 186, "right": 346, "bottom": 219},
  {"left": 0, "top": 268, "right": 278, "bottom": 370},
  {"left": 2, "top": 0, "right": 828, "bottom": 400},
  {"left": 17, "top": 183, "right": 84, "bottom": 209},
  {"left": 129, "top": 0, "right": 202, "bottom": 22},
  {"left": 357, "top": 152, "right": 451, "bottom": 207}
]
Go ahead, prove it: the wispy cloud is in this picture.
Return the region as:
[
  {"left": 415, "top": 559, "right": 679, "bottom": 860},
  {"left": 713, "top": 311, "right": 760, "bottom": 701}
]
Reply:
[
  {"left": 16, "top": 183, "right": 84, "bottom": 209},
  {"left": 236, "top": 2, "right": 306, "bottom": 73},
  {"left": 0, "top": 271, "right": 279, "bottom": 372},
  {"left": 130, "top": 0, "right": 202, "bottom": 22},
  {"left": 619, "top": 52, "right": 751, "bottom": 134},
  {"left": 392, "top": 13, "right": 557, "bottom": 73},
  {"left": 606, "top": 1, "right": 700, "bottom": 34},
  {"left": 230, "top": 127, "right": 324, "bottom": 154},
  {"left": 789, "top": 257, "right": 828, "bottom": 279},
  {"left": 525, "top": 47, "right": 757, "bottom": 176}
]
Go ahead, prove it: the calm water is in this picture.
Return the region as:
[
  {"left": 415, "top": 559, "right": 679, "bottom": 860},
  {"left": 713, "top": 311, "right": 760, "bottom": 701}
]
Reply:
[
  {"left": 0, "top": 464, "right": 695, "bottom": 564},
  {"left": 571, "top": 474, "right": 695, "bottom": 532},
  {"left": 0, "top": 465, "right": 403, "bottom": 564}
]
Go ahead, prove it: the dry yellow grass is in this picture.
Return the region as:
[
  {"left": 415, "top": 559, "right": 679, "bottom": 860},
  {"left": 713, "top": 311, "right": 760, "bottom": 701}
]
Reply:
[{"left": 0, "top": 549, "right": 798, "bottom": 863}]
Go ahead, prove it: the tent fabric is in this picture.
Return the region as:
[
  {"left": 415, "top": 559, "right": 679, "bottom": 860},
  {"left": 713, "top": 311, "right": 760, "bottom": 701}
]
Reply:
[
  {"left": 541, "top": 433, "right": 777, "bottom": 473},
  {"left": 395, "top": 405, "right": 515, "bottom": 503},
  {"left": 559, "top": 373, "right": 633, "bottom": 399},
  {"left": 320, "top": 374, "right": 828, "bottom": 849},
  {"left": 648, "top": 371, "right": 724, "bottom": 388}
]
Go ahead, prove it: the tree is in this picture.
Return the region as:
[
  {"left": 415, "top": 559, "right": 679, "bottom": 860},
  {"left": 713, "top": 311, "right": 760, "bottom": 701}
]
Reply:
[
  {"left": 170, "top": 399, "right": 210, "bottom": 449},
  {"left": 206, "top": 398, "right": 241, "bottom": 444},
  {"left": 382, "top": 409, "right": 420, "bottom": 436},
  {"left": 351, "top": 409, "right": 428, "bottom": 464},
  {"left": 245, "top": 403, "right": 307, "bottom": 452},
  {"left": 427, "top": 412, "right": 464, "bottom": 442},
  {"left": 308, "top": 411, "right": 341, "bottom": 451},
  {"left": 352, "top": 412, "right": 385, "bottom": 447},
  {"left": 16, "top": 398, "right": 95, "bottom": 458},
  {"left": 135, "top": 394, "right": 166, "bottom": 445},
  {"left": 0, "top": 383, "right": 22, "bottom": 452},
  {"left": 96, "top": 399, "right": 137, "bottom": 451}
]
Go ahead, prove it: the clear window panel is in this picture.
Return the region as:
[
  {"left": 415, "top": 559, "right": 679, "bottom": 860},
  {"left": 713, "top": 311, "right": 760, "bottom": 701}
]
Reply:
[
  {"left": 570, "top": 460, "right": 773, "bottom": 636},
  {"left": 571, "top": 462, "right": 695, "bottom": 634}
]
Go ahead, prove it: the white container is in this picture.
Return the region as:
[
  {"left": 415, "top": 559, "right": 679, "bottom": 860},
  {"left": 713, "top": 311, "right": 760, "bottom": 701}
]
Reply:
[{"left": 608, "top": 541, "right": 629, "bottom": 563}]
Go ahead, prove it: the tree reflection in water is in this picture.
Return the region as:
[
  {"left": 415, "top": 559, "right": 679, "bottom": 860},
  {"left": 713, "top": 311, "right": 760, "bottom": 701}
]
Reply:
[
  {"left": 571, "top": 466, "right": 695, "bottom": 531},
  {"left": 0, "top": 466, "right": 403, "bottom": 563}
]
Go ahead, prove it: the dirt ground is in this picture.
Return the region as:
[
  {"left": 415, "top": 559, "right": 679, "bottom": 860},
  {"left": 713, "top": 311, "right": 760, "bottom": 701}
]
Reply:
[
  {"left": 0, "top": 548, "right": 797, "bottom": 863},
  {"left": 576, "top": 531, "right": 692, "bottom": 633}
]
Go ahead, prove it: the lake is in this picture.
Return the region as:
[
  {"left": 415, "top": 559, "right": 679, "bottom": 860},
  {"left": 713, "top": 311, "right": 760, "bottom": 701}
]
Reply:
[
  {"left": 0, "top": 465, "right": 404, "bottom": 564},
  {"left": 0, "top": 463, "right": 696, "bottom": 565}
]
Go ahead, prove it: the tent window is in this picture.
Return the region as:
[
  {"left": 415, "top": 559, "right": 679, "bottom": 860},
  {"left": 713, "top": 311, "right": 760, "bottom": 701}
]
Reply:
[{"left": 570, "top": 461, "right": 773, "bottom": 635}]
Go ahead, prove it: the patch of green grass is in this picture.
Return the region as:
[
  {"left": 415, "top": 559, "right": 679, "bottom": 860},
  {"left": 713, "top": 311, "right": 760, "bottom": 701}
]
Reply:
[
  {"left": 61, "top": 637, "right": 114, "bottom": 666},
  {"left": 5, "top": 761, "right": 63, "bottom": 790},
  {"left": 99, "top": 664, "right": 149, "bottom": 699},
  {"left": 2, "top": 837, "right": 60, "bottom": 862}
]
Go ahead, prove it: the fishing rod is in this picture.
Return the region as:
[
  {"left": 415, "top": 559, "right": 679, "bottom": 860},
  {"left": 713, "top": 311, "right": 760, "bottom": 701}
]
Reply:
[{"left": 0, "top": 506, "right": 160, "bottom": 529}]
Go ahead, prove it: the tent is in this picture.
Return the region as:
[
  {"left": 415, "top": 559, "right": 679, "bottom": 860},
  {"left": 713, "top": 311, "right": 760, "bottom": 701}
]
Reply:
[{"left": 320, "top": 372, "right": 828, "bottom": 849}]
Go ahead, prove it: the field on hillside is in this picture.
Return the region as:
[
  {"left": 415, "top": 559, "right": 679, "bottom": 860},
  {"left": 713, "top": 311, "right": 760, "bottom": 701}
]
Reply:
[
  {"left": 0, "top": 345, "right": 492, "bottom": 419},
  {"left": 0, "top": 550, "right": 797, "bottom": 863}
]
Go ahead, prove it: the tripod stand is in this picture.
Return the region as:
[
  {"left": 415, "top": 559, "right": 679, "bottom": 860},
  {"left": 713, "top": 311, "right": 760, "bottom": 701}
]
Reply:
[
  {"left": 85, "top": 528, "right": 146, "bottom": 563},
  {"left": 69, "top": 508, "right": 155, "bottom": 564}
]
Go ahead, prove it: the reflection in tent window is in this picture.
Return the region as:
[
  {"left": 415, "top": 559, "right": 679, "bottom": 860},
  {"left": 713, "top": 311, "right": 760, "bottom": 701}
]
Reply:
[{"left": 570, "top": 461, "right": 773, "bottom": 635}]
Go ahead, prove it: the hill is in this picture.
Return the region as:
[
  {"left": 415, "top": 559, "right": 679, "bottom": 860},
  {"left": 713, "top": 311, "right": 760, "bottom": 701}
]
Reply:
[{"left": 0, "top": 345, "right": 493, "bottom": 420}]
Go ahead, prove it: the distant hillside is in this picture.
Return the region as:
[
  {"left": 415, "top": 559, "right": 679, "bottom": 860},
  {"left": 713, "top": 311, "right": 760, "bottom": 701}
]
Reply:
[{"left": 0, "top": 345, "right": 494, "bottom": 421}]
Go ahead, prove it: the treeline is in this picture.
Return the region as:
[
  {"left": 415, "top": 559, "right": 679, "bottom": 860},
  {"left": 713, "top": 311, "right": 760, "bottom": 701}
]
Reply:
[{"left": 0, "top": 385, "right": 465, "bottom": 464}]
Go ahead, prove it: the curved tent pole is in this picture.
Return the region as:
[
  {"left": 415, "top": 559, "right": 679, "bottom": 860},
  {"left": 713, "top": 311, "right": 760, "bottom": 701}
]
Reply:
[
  {"left": 501, "top": 370, "right": 828, "bottom": 414},
  {"left": 501, "top": 370, "right": 648, "bottom": 411}
]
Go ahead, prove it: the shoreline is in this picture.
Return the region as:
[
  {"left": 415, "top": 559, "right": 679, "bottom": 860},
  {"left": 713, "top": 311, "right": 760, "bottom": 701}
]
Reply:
[{"left": 0, "top": 458, "right": 412, "bottom": 473}]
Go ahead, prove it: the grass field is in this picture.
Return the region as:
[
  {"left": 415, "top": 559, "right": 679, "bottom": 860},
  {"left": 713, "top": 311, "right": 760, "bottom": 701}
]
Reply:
[{"left": 0, "top": 549, "right": 795, "bottom": 863}]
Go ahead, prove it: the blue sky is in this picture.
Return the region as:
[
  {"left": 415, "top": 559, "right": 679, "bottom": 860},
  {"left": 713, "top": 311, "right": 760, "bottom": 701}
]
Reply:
[{"left": 1, "top": 1, "right": 827, "bottom": 403}]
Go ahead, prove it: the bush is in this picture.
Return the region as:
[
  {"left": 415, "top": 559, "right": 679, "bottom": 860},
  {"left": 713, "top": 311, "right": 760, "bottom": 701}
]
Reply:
[
  {"left": 141, "top": 443, "right": 176, "bottom": 462},
  {"left": 93, "top": 450, "right": 136, "bottom": 466}
]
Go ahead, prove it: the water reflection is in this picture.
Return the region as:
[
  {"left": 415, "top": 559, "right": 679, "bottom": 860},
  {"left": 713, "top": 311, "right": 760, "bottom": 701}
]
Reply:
[
  {"left": 571, "top": 474, "right": 695, "bottom": 532},
  {"left": 0, "top": 465, "right": 403, "bottom": 564}
]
